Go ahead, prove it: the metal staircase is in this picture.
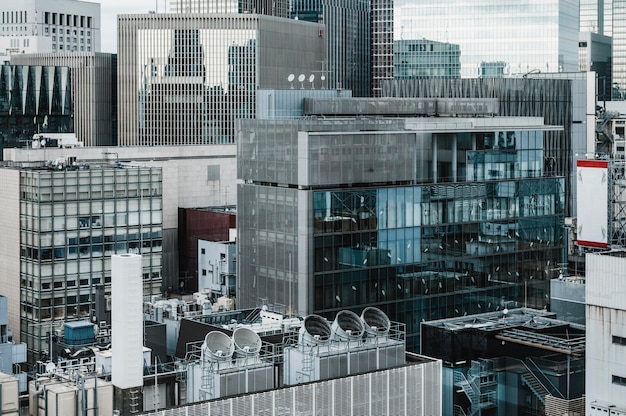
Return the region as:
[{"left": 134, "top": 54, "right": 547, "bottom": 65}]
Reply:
[
  {"left": 453, "top": 360, "right": 497, "bottom": 416},
  {"left": 521, "top": 370, "right": 549, "bottom": 405}
]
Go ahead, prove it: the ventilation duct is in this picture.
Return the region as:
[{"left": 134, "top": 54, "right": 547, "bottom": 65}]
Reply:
[
  {"left": 201, "top": 331, "right": 234, "bottom": 363},
  {"left": 331, "top": 310, "right": 364, "bottom": 341},
  {"left": 298, "top": 315, "right": 332, "bottom": 346},
  {"left": 361, "top": 307, "right": 391, "bottom": 337},
  {"left": 233, "top": 327, "right": 261, "bottom": 363}
]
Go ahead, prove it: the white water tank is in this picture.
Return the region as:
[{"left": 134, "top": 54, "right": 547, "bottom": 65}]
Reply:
[{"left": 111, "top": 254, "right": 143, "bottom": 389}]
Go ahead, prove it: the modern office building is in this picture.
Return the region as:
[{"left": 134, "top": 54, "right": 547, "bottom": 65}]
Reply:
[
  {"left": 4, "top": 144, "right": 237, "bottom": 295},
  {"left": 393, "top": 39, "right": 460, "bottom": 80},
  {"left": 117, "top": 13, "right": 324, "bottom": 146},
  {"left": 579, "top": 32, "right": 612, "bottom": 101},
  {"left": 0, "top": 63, "right": 73, "bottom": 159},
  {"left": 237, "top": 97, "right": 566, "bottom": 352},
  {"left": 169, "top": 0, "right": 288, "bottom": 17},
  {"left": 381, "top": 73, "right": 595, "bottom": 219},
  {"left": 290, "top": 0, "right": 371, "bottom": 97},
  {"left": 581, "top": 0, "right": 612, "bottom": 35},
  {"left": 586, "top": 250, "right": 626, "bottom": 415},
  {"left": 0, "top": 0, "right": 100, "bottom": 55},
  {"left": 0, "top": 159, "right": 163, "bottom": 362},
  {"left": 371, "top": 0, "right": 579, "bottom": 91},
  {"left": 10, "top": 53, "right": 117, "bottom": 147}
]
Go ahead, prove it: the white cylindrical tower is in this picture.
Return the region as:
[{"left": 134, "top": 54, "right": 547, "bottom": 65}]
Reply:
[{"left": 111, "top": 253, "right": 143, "bottom": 389}]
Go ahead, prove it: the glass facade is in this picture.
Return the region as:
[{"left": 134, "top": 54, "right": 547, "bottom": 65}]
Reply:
[
  {"left": 19, "top": 166, "right": 163, "bottom": 362},
  {"left": 118, "top": 14, "right": 324, "bottom": 146},
  {"left": 580, "top": 0, "right": 612, "bottom": 35},
  {"left": 290, "top": 0, "right": 371, "bottom": 97},
  {"left": 0, "top": 65, "right": 73, "bottom": 160},
  {"left": 376, "top": 0, "right": 580, "bottom": 79},
  {"left": 238, "top": 115, "right": 566, "bottom": 352},
  {"left": 614, "top": 1, "right": 626, "bottom": 91},
  {"left": 169, "top": 0, "right": 288, "bottom": 16},
  {"left": 393, "top": 39, "right": 460, "bottom": 79},
  {"left": 371, "top": 0, "right": 393, "bottom": 96}
]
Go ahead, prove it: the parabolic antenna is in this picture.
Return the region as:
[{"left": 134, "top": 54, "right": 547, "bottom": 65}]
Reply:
[
  {"left": 321, "top": 75, "right": 326, "bottom": 81},
  {"left": 298, "top": 74, "right": 306, "bottom": 83},
  {"left": 287, "top": 74, "right": 295, "bottom": 82},
  {"left": 309, "top": 74, "right": 315, "bottom": 82}
]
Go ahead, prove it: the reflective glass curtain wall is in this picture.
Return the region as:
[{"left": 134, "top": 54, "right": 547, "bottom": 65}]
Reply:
[
  {"left": 290, "top": 0, "right": 371, "bottom": 97},
  {"left": 237, "top": 118, "right": 565, "bottom": 352},
  {"left": 118, "top": 14, "right": 325, "bottom": 145},
  {"left": 0, "top": 65, "right": 73, "bottom": 160},
  {"left": 391, "top": 0, "right": 579, "bottom": 77}
]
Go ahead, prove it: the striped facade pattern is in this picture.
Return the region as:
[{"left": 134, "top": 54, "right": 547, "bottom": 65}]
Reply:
[
  {"left": 10, "top": 53, "right": 116, "bottom": 146},
  {"left": 117, "top": 13, "right": 324, "bottom": 146}
]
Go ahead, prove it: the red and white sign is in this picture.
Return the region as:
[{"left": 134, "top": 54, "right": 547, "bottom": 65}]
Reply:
[{"left": 576, "top": 159, "right": 609, "bottom": 248}]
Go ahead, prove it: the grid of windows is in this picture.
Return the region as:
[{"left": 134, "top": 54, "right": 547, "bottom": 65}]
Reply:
[
  {"left": 237, "top": 118, "right": 566, "bottom": 352},
  {"left": 19, "top": 166, "right": 163, "bottom": 362},
  {"left": 377, "top": 0, "right": 579, "bottom": 79},
  {"left": 394, "top": 39, "right": 461, "bottom": 79},
  {"left": 118, "top": 14, "right": 324, "bottom": 146}
]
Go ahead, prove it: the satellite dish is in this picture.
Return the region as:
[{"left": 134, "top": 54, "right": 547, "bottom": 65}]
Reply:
[
  {"left": 298, "top": 74, "right": 306, "bottom": 83},
  {"left": 309, "top": 74, "right": 315, "bottom": 82},
  {"left": 287, "top": 74, "right": 295, "bottom": 82},
  {"left": 45, "top": 362, "right": 56, "bottom": 374},
  {"left": 321, "top": 75, "right": 326, "bottom": 81}
]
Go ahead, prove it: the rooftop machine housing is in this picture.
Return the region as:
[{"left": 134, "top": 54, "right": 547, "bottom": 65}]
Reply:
[{"left": 284, "top": 308, "right": 405, "bottom": 386}]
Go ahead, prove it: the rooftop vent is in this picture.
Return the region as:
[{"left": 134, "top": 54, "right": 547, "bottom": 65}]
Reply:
[{"left": 299, "top": 315, "right": 332, "bottom": 346}]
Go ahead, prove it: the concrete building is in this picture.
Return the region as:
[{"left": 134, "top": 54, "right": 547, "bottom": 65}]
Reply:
[
  {"left": 0, "top": 0, "right": 100, "bottom": 55},
  {"left": 198, "top": 239, "right": 236, "bottom": 298},
  {"left": 10, "top": 53, "right": 117, "bottom": 147},
  {"left": 117, "top": 13, "right": 324, "bottom": 146},
  {"left": 237, "top": 97, "right": 566, "bottom": 352},
  {"left": 0, "top": 159, "right": 163, "bottom": 362},
  {"left": 290, "top": 0, "right": 371, "bottom": 97},
  {"left": 586, "top": 250, "right": 626, "bottom": 415}
]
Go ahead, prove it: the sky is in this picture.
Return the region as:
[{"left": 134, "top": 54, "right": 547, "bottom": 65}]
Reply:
[{"left": 99, "top": 0, "right": 169, "bottom": 53}]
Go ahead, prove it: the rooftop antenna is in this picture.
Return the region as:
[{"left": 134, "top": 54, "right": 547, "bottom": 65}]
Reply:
[
  {"left": 298, "top": 74, "right": 306, "bottom": 89},
  {"left": 287, "top": 73, "right": 295, "bottom": 89},
  {"left": 321, "top": 75, "right": 326, "bottom": 89},
  {"left": 308, "top": 74, "right": 315, "bottom": 89}
]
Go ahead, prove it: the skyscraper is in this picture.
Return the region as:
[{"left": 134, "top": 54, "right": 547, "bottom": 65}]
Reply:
[
  {"left": 117, "top": 13, "right": 325, "bottom": 146},
  {"left": 290, "top": 0, "right": 371, "bottom": 97},
  {"left": 580, "top": 0, "right": 612, "bottom": 35},
  {"left": 371, "top": 0, "right": 579, "bottom": 90},
  {"left": 370, "top": 0, "right": 393, "bottom": 97}
]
